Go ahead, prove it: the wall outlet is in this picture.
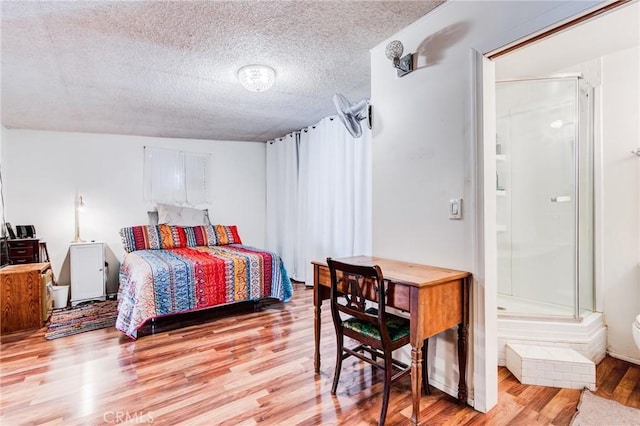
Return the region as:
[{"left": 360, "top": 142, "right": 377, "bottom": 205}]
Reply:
[{"left": 449, "top": 198, "right": 462, "bottom": 219}]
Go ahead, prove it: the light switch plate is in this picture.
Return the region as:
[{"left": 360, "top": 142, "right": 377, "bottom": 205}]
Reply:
[{"left": 449, "top": 198, "right": 462, "bottom": 219}]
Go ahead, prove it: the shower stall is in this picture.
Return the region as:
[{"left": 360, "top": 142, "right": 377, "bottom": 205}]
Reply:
[{"left": 496, "top": 76, "right": 594, "bottom": 320}]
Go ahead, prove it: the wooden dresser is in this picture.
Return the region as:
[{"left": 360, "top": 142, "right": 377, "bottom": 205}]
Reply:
[
  {"left": 6, "top": 238, "right": 40, "bottom": 265},
  {"left": 0, "top": 262, "right": 53, "bottom": 334}
]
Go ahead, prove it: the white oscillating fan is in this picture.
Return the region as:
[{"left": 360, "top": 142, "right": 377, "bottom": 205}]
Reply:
[{"left": 333, "top": 93, "right": 371, "bottom": 138}]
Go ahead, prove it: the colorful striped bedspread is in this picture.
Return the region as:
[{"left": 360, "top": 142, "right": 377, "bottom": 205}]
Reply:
[{"left": 116, "top": 244, "right": 293, "bottom": 338}]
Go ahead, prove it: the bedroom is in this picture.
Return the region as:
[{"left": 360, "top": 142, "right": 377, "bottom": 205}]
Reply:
[{"left": 1, "top": 1, "right": 638, "bottom": 425}]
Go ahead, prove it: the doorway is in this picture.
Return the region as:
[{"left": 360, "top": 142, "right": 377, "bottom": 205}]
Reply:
[{"left": 485, "top": 1, "right": 640, "bottom": 364}]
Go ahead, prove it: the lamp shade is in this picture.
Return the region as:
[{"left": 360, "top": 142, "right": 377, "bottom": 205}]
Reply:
[
  {"left": 385, "top": 40, "right": 404, "bottom": 60},
  {"left": 237, "top": 65, "right": 276, "bottom": 92}
]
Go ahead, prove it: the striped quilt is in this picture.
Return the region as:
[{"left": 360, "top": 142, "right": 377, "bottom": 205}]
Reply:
[{"left": 116, "top": 244, "right": 293, "bottom": 338}]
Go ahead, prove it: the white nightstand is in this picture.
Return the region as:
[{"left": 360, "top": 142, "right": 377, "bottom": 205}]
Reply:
[{"left": 70, "top": 242, "right": 106, "bottom": 306}]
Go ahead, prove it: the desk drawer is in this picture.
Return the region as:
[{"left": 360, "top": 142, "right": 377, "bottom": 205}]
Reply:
[
  {"left": 315, "top": 265, "right": 411, "bottom": 312},
  {"left": 316, "top": 265, "right": 331, "bottom": 287},
  {"left": 385, "top": 282, "right": 410, "bottom": 312}
]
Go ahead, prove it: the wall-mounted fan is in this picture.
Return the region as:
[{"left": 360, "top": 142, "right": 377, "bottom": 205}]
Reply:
[{"left": 333, "top": 93, "right": 372, "bottom": 138}]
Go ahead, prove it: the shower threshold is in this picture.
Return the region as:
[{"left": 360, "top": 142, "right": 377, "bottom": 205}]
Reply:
[
  {"left": 497, "top": 294, "right": 579, "bottom": 318},
  {"left": 497, "top": 311, "right": 606, "bottom": 366}
]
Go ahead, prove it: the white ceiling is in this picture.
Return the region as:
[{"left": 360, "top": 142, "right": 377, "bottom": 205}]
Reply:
[{"left": 1, "top": 1, "right": 443, "bottom": 142}]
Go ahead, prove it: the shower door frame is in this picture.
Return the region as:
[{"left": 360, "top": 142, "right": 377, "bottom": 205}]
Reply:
[{"left": 495, "top": 75, "right": 593, "bottom": 321}]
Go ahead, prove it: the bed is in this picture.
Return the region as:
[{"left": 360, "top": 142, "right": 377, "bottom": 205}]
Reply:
[{"left": 116, "top": 224, "right": 293, "bottom": 338}]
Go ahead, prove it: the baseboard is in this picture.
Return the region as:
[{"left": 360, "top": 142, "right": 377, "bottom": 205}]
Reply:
[
  {"left": 607, "top": 350, "right": 640, "bottom": 366},
  {"left": 429, "top": 374, "right": 475, "bottom": 408}
]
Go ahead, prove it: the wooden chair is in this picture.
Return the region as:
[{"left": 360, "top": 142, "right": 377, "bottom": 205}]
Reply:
[{"left": 327, "top": 258, "right": 430, "bottom": 426}]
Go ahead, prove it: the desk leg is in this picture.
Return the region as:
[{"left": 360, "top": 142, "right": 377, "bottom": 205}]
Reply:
[
  {"left": 314, "top": 303, "right": 321, "bottom": 373},
  {"left": 457, "top": 276, "right": 470, "bottom": 404},
  {"left": 457, "top": 323, "right": 468, "bottom": 403},
  {"left": 314, "top": 273, "right": 321, "bottom": 374},
  {"left": 410, "top": 343, "right": 423, "bottom": 426}
]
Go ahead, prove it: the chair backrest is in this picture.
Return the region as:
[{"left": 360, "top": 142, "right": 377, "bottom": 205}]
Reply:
[{"left": 327, "top": 257, "right": 388, "bottom": 330}]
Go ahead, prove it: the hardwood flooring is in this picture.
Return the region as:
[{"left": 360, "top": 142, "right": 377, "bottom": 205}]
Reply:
[{"left": 1, "top": 282, "right": 638, "bottom": 425}]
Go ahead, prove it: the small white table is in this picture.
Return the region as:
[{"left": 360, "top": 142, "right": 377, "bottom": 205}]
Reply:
[{"left": 70, "top": 242, "right": 106, "bottom": 306}]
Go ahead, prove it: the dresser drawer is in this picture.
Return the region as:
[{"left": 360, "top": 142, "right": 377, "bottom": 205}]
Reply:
[
  {"left": 9, "top": 246, "right": 35, "bottom": 257},
  {"left": 8, "top": 240, "right": 34, "bottom": 249},
  {"left": 7, "top": 239, "right": 40, "bottom": 264},
  {"left": 10, "top": 256, "right": 35, "bottom": 265}
]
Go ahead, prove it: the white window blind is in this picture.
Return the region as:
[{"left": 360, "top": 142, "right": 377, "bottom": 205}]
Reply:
[{"left": 143, "top": 147, "right": 209, "bottom": 204}]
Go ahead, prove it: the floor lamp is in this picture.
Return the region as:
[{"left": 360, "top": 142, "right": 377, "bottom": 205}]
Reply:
[{"left": 72, "top": 194, "right": 85, "bottom": 243}]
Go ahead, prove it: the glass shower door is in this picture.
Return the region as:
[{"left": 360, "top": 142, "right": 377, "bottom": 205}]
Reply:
[{"left": 497, "top": 77, "right": 585, "bottom": 317}]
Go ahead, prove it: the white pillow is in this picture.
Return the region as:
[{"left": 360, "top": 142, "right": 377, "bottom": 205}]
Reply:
[
  {"left": 156, "top": 203, "right": 208, "bottom": 226},
  {"left": 148, "top": 209, "right": 211, "bottom": 225}
]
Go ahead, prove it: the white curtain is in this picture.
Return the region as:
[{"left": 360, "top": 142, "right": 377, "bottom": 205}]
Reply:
[
  {"left": 301, "top": 117, "right": 372, "bottom": 283},
  {"left": 265, "top": 115, "right": 372, "bottom": 283},
  {"left": 266, "top": 133, "right": 300, "bottom": 277}
]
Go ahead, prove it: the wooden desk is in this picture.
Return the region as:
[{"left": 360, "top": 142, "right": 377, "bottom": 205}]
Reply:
[{"left": 312, "top": 256, "right": 471, "bottom": 425}]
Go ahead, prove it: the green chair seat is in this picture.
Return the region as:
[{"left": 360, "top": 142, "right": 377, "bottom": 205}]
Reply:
[{"left": 343, "top": 308, "right": 410, "bottom": 342}]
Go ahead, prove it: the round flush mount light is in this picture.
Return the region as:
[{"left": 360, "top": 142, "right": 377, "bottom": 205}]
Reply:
[{"left": 237, "top": 64, "right": 276, "bottom": 92}]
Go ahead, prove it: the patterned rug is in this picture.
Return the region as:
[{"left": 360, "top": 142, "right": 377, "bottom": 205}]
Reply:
[{"left": 45, "top": 300, "right": 118, "bottom": 340}]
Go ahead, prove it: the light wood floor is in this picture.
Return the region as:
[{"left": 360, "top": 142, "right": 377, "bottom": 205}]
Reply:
[{"left": 1, "top": 282, "right": 639, "bottom": 425}]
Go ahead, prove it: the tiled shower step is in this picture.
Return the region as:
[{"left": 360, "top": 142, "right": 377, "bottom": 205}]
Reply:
[{"left": 505, "top": 343, "right": 595, "bottom": 390}]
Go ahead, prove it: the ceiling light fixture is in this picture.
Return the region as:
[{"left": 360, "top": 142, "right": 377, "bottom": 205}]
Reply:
[
  {"left": 385, "top": 40, "right": 414, "bottom": 78},
  {"left": 237, "top": 64, "right": 276, "bottom": 92}
]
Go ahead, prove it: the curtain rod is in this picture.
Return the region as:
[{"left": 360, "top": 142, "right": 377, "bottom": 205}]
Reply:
[{"left": 269, "top": 117, "right": 336, "bottom": 143}]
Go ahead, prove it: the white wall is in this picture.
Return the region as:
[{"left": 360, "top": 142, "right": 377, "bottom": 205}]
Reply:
[
  {"left": 601, "top": 46, "right": 640, "bottom": 363},
  {"left": 370, "top": 0, "right": 601, "bottom": 413},
  {"left": 2, "top": 129, "right": 266, "bottom": 293},
  {"left": 0, "top": 126, "right": 6, "bottom": 237}
]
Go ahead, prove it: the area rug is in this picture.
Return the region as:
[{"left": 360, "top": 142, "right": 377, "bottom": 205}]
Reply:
[
  {"left": 45, "top": 300, "right": 118, "bottom": 340},
  {"left": 571, "top": 389, "right": 640, "bottom": 425}
]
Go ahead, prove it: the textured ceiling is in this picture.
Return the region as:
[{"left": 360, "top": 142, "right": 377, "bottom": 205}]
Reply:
[{"left": 1, "top": 1, "right": 443, "bottom": 142}]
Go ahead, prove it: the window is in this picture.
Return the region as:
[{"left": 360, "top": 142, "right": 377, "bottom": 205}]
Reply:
[{"left": 143, "top": 147, "right": 209, "bottom": 204}]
